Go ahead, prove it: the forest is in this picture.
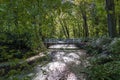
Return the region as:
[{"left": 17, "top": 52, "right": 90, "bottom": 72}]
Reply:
[{"left": 0, "top": 0, "right": 120, "bottom": 80}]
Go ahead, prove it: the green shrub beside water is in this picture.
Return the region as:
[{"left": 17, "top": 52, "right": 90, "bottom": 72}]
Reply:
[
  {"left": 86, "top": 61, "right": 120, "bottom": 80},
  {"left": 0, "top": 28, "right": 46, "bottom": 62},
  {"left": 85, "top": 37, "right": 120, "bottom": 80},
  {"left": 109, "top": 38, "right": 120, "bottom": 54}
]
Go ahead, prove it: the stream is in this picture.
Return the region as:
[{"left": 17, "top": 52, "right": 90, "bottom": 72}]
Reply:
[{"left": 33, "top": 44, "right": 88, "bottom": 80}]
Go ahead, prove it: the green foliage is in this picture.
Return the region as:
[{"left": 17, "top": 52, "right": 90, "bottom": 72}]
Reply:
[
  {"left": 84, "top": 37, "right": 120, "bottom": 80},
  {"left": 91, "top": 37, "right": 112, "bottom": 49},
  {"left": 86, "top": 61, "right": 120, "bottom": 80},
  {"left": 109, "top": 38, "right": 120, "bottom": 54},
  {"left": 0, "top": 30, "right": 43, "bottom": 62},
  {"left": 2, "top": 69, "right": 33, "bottom": 80},
  {"left": 83, "top": 37, "right": 112, "bottom": 55},
  {"left": 89, "top": 54, "right": 112, "bottom": 65},
  {"left": 84, "top": 44, "right": 99, "bottom": 55}
]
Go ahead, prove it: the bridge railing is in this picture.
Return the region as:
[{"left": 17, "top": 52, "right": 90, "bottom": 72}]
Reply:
[{"left": 44, "top": 38, "right": 81, "bottom": 44}]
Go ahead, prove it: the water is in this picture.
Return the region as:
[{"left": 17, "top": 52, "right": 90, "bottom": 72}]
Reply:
[
  {"left": 49, "top": 44, "right": 79, "bottom": 49},
  {"left": 33, "top": 44, "right": 87, "bottom": 80}
]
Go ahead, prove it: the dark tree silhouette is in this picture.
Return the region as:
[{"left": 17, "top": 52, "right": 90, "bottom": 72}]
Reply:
[{"left": 106, "top": 0, "right": 117, "bottom": 37}]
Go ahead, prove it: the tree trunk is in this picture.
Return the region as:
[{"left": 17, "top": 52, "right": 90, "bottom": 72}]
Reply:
[
  {"left": 63, "top": 21, "right": 70, "bottom": 38},
  {"left": 59, "top": 19, "right": 68, "bottom": 38},
  {"left": 73, "top": 26, "right": 76, "bottom": 38},
  {"left": 80, "top": 1, "right": 89, "bottom": 37},
  {"left": 77, "top": 23, "right": 81, "bottom": 38},
  {"left": 82, "top": 12, "right": 89, "bottom": 37},
  {"left": 106, "top": 0, "right": 117, "bottom": 37},
  {"left": 118, "top": 15, "right": 120, "bottom": 35}
]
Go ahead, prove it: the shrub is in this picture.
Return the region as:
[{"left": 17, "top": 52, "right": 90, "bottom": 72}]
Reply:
[
  {"left": 86, "top": 61, "right": 120, "bottom": 80},
  {"left": 109, "top": 38, "right": 120, "bottom": 54},
  {"left": 91, "top": 37, "right": 112, "bottom": 50},
  {"left": 89, "top": 54, "right": 113, "bottom": 65},
  {"left": 84, "top": 44, "right": 100, "bottom": 55},
  {"left": 0, "top": 28, "right": 45, "bottom": 62},
  {"left": 83, "top": 37, "right": 112, "bottom": 55}
]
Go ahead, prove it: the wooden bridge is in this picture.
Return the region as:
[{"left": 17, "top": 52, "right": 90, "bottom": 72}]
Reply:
[{"left": 44, "top": 39, "right": 82, "bottom": 48}]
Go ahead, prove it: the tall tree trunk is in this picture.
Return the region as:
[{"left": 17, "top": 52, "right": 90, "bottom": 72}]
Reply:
[
  {"left": 106, "top": 0, "right": 117, "bottom": 37},
  {"left": 63, "top": 21, "right": 70, "bottom": 38},
  {"left": 118, "top": 15, "right": 120, "bottom": 35},
  {"left": 73, "top": 26, "right": 76, "bottom": 38},
  {"left": 59, "top": 19, "right": 68, "bottom": 38},
  {"left": 77, "top": 23, "right": 81, "bottom": 38},
  {"left": 80, "top": 1, "right": 89, "bottom": 37},
  {"left": 82, "top": 12, "right": 89, "bottom": 37}
]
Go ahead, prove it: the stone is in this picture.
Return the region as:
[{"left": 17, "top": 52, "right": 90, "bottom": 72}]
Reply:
[{"left": 33, "top": 49, "right": 87, "bottom": 80}]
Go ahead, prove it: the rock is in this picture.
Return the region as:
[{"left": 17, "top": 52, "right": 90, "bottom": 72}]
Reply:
[
  {"left": 66, "top": 53, "right": 80, "bottom": 59},
  {"left": 62, "top": 56, "right": 80, "bottom": 65},
  {"left": 33, "top": 50, "right": 87, "bottom": 80},
  {"left": 67, "top": 72, "right": 77, "bottom": 80},
  {"left": 46, "top": 62, "right": 67, "bottom": 80},
  {"left": 33, "top": 61, "right": 78, "bottom": 80},
  {"left": 52, "top": 51, "right": 65, "bottom": 61}
]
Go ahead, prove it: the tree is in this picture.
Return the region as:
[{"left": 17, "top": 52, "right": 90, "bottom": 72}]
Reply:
[{"left": 106, "top": 0, "right": 117, "bottom": 37}]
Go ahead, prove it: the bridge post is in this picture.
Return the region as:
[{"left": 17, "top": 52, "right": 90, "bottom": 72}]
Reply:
[
  {"left": 45, "top": 39, "right": 47, "bottom": 48},
  {"left": 73, "top": 38, "right": 74, "bottom": 44}
]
